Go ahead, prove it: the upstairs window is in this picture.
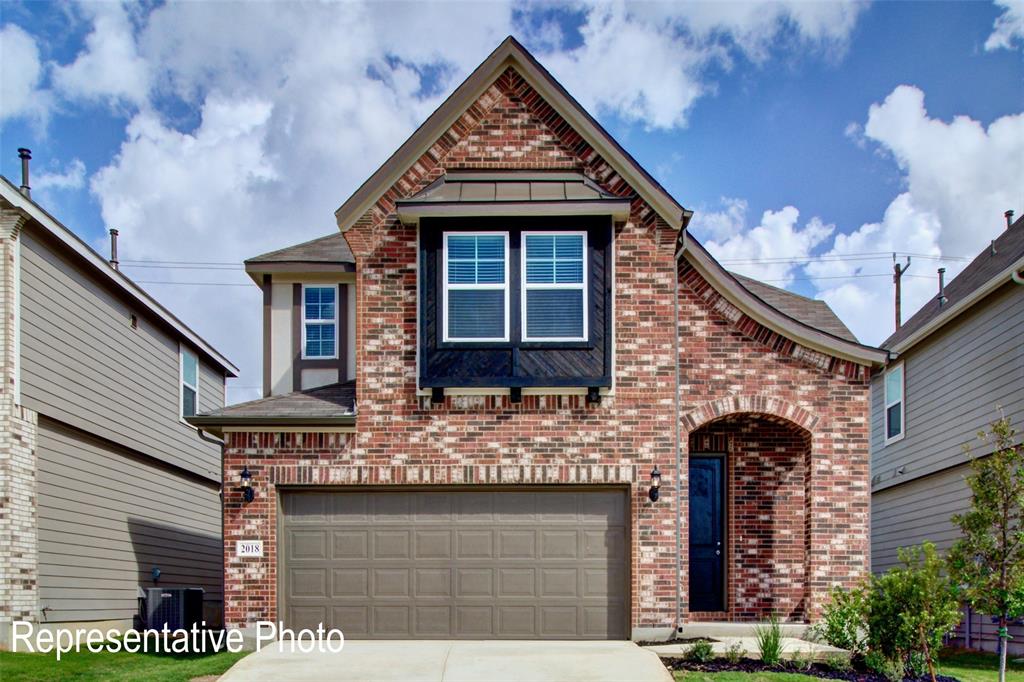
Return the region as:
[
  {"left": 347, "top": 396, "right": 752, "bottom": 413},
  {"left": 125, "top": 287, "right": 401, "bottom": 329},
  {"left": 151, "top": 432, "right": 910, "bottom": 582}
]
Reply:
[
  {"left": 180, "top": 346, "right": 199, "bottom": 418},
  {"left": 443, "top": 233, "right": 509, "bottom": 342},
  {"left": 885, "top": 362, "right": 904, "bottom": 443},
  {"left": 522, "top": 232, "right": 587, "bottom": 341},
  {"left": 303, "top": 285, "right": 338, "bottom": 359}
]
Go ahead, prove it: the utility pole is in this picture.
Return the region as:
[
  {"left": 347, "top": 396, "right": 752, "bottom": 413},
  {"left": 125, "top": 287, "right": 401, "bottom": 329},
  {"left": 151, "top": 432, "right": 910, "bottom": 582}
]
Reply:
[{"left": 893, "top": 253, "right": 911, "bottom": 330}]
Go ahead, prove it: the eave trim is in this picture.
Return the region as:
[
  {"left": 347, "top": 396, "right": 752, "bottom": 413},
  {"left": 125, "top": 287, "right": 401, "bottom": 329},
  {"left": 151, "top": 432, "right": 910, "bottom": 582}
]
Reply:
[{"left": 397, "top": 200, "right": 632, "bottom": 223}]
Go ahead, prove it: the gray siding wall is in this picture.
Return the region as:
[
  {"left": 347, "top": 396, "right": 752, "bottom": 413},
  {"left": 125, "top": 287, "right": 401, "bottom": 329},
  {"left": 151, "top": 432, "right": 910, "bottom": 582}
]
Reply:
[
  {"left": 19, "top": 227, "right": 224, "bottom": 481},
  {"left": 871, "top": 463, "right": 972, "bottom": 572},
  {"left": 36, "top": 418, "right": 222, "bottom": 625},
  {"left": 871, "top": 282, "right": 1024, "bottom": 493}
]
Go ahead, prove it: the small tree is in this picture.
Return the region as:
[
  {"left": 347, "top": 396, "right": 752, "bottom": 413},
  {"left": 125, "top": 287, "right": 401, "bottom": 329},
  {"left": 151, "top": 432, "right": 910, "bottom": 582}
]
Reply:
[
  {"left": 868, "top": 542, "right": 962, "bottom": 682},
  {"left": 948, "top": 417, "right": 1024, "bottom": 682}
]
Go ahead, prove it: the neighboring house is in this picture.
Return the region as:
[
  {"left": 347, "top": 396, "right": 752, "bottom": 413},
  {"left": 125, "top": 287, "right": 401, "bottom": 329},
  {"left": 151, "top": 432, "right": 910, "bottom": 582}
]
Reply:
[
  {"left": 190, "top": 37, "right": 888, "bottom": 641},
  {"left": 0, "top": 169, "right": 238, "bottom": 647},
  {"left": 871, "top": 213, "right": 1024, "bottom": 654}
]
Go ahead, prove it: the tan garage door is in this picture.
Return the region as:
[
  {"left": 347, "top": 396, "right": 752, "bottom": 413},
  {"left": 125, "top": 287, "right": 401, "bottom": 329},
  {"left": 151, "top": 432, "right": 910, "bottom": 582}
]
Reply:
[{"left": 280, "top": 489, "right": 628, "bottom": 639}]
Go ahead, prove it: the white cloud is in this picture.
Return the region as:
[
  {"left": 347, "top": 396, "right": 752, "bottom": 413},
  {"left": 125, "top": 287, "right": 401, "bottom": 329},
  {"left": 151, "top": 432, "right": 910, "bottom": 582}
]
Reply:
[
  {"left": 51, "top": 1, "right": 150, "bottom": 107},
  {"left": 697, "top": 200, "right": 834, "bottom": 285},
  {"left": 0, "top": 23, "right": 51, "bottom": 125},
  {"left": 985, "top": 0, "right": 1024, "bottom": 51},
  {"left": 533, "top": 0, "right": 867, "bottom": 129},
  {"left": 862, "top": 85, "right": 1024, "bottom": 257},
  {"left": 35, "top": 158, "right": 86, "bottom": 192}
]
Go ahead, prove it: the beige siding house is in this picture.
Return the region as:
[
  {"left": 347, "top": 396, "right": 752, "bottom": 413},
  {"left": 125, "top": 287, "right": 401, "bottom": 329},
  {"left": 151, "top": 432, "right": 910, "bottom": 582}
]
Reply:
[
  {"left": 0, "top": 168, "right": 237, "bottom": 646},
  {"left": 871, "top": 212, "right": 1024, "bottom": 654}
]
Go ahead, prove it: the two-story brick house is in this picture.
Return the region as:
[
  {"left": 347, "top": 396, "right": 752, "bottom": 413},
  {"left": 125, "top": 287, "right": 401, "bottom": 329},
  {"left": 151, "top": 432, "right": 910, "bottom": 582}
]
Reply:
[{"left": 191, "top": 37, "right": 888, "bottom": 641}]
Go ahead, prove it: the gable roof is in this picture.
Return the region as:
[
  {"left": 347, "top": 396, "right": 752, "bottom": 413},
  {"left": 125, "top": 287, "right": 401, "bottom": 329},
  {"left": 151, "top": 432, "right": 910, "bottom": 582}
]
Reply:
[
  {"left": 0, "top": 176, "right": 238, "bottom": 377},
  {"left": 188, "top": 381, "right": 356, "bottom": 435},
  {"left": 247, "top": 232, "right": 355, "bottom": 264},
  {"left": 883, "top": 214, "right": 1024, "bottom": 352},
  {"left": 334, "top": 36, "right": 690, "bottom": 233},
  {"left": 732, "top": 273, "right": 858, "bottom": 342}
]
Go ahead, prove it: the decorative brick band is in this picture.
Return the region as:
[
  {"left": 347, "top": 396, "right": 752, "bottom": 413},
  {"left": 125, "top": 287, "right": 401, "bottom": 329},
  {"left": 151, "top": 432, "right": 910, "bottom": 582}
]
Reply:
[{"left": 681, "top": 394, "right": 820, "bottom": 434}]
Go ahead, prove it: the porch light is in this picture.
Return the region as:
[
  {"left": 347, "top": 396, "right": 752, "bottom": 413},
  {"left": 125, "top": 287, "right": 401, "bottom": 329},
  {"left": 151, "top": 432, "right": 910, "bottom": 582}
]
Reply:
[
  {"left": 648, "top": 466, "right": 662, "bottom": 502},
  {"left": 240, "top": 466, "right": 254, "bottom": 504}
]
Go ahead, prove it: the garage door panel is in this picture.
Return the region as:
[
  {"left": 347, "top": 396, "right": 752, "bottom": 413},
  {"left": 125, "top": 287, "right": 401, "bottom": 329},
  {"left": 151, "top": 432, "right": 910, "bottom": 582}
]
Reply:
[{"left": 281, "top": 489, "right": 628, "bottom": 639}]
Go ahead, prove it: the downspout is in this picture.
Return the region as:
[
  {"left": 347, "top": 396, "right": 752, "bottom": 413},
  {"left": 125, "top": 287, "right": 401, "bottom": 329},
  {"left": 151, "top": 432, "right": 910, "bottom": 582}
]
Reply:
[
  {"left": 197, "top": 428, "right": 226, "bottom": 625},
  {"left": 673, "top": 227, "right": 687, "bottom": 636},
  {"left": 1012, "top": 269, "right": 1024, "bottom": 285}
]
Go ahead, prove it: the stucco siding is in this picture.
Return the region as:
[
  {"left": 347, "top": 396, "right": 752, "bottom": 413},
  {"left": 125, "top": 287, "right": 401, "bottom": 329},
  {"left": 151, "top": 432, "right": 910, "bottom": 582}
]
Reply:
[
  {"left": 19, "top": 227, "right": 223, "bottom": 481},
  {"left": 871, "top": 282, "right": 1024, "bottom": 492},
  {"left": 36, "top": 418, "right": 222, "bottom": 625}
]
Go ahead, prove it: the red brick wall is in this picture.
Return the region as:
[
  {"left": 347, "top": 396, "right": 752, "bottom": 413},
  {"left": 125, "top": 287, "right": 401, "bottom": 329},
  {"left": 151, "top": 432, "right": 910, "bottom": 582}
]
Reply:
[{"left": 221, "top": 64, "right": 870, "bottom": 634}]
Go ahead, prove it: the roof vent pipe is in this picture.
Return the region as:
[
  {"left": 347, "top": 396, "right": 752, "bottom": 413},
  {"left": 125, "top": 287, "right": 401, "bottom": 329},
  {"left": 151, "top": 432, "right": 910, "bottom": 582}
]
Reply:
[
  {"left": 17, "top": 148, "right": 31, "bottom": 198},
  {"left": 937, "top": 267, "right": 947, "bottom": 307},
  {"left": 109, "top": 229, "right": 119, "bottom": 271},
  {"left": 1006, "top": 210, "right": 1015, "bottom": 230}
]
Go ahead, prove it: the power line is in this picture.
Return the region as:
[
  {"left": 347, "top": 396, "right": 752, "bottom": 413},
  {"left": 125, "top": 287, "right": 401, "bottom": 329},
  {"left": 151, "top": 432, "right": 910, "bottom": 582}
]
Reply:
[{"left": 133, "top": 280, "right": 254, "bottom": 287}]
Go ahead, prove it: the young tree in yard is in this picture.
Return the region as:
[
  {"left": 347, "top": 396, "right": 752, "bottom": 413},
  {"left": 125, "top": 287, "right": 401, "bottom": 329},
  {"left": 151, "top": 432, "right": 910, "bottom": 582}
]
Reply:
[{"left": 948, "top": 417, "right": 1024, "bottom": 682}]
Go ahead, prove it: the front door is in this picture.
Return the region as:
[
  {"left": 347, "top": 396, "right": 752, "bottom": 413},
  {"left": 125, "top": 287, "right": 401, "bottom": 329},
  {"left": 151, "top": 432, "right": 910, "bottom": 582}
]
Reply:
[{"left": 688, "top": 456, "right": 725, "bottom": 612}]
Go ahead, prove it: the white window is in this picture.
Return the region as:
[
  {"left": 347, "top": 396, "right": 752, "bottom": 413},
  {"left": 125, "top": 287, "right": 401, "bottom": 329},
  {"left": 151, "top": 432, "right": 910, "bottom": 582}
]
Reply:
[
  {"left": 443, "top": 232, "right": 509, "bottom": 342},
  {"left": 180, "top": 346, "right": 199, "bottom": 419},
  {"left": 303, "top": 285, "right": 338, "bottom": 359},
  {"left": 884, "top": 362, "right": 905, "bottom": 444},
  {"left": 521, "top": 232, "right": 587, "bottom": 341}
]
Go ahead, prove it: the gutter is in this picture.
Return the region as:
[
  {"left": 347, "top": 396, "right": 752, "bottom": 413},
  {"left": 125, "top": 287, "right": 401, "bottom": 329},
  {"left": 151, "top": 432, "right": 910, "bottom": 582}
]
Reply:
[
  {"left": 196, "top": 428, "right": 226, "bottom": 616},
  {"left": 888, "top": 256, "right": 1024, "bottom": 354},
  {"left": 186, "top": 414, "right": 356, "bottom": 433}
]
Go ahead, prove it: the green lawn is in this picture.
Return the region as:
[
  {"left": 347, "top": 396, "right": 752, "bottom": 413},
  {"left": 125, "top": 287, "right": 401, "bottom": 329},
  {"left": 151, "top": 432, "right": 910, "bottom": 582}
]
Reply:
[
  {"left": 0, "top": 647, "right": 248, "bottom": 682},
  {"left": 672, "top": 650, "right": 1024, "bottom": 682}
]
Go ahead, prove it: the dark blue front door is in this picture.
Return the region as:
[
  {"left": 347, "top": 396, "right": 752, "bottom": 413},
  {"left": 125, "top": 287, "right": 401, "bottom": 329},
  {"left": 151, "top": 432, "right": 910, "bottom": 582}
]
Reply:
[{"left": 689, "top": 456, "right": 724, "bottom": 612}]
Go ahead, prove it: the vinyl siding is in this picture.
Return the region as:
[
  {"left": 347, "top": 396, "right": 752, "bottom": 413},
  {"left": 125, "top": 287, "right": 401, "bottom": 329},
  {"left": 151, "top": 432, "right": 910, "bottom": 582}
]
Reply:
[
  {"left": 19, "top": 227, "right": 224, "bottom": 481},
  {"left": 36, "top": 418, "right": 222, "bottom": 624},
  {"left": 871, "top": 282, "right": 1024, "bottom": 492},
  {"left": 871, "top": 463, "right": 972, "bottom": 572}
]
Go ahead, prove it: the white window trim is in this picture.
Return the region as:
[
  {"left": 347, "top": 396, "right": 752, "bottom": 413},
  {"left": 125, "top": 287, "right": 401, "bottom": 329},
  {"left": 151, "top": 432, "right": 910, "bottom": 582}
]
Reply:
[
  {"left": 442, "top": 231, "right": 510, "bottom": 343},
  {"left": 884, "top": 361, "right": 905, "bottom": 445},
  {"left": 521, "top": 230, "right": 588, "bottom": 342},
  {"left": 179, "top": 344, "right": 199, "bottom": 424},
  {"left": 301, "top": 283, "right": 339, "bottom": 359}
]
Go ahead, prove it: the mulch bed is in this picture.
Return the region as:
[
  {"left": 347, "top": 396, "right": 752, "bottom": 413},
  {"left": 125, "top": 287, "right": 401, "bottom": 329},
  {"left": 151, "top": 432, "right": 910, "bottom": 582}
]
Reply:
[{"left": 662, "top": 658, "right": 958, "bottom": 682}]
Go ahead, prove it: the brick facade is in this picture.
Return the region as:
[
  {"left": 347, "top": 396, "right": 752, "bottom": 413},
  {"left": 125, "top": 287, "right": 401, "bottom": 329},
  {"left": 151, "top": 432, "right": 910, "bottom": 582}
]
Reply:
[
  {"left": 222, "top": 64, "right": 871, "bottom": 637},
  {"left": 0, "top": 211, "right": 40, "bottom": 647}
]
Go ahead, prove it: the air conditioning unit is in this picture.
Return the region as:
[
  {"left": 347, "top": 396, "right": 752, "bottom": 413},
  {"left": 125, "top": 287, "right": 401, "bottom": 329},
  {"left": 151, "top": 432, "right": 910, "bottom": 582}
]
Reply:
[{"left": 144, "top": 587, "right": 204, "bottom": 631}]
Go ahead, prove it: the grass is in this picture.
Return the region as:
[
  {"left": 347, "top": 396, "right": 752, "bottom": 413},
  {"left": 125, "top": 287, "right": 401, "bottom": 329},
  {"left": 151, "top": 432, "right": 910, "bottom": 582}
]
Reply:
[{"left": 0, "top": 646, "right": 248, "bottom": 682}]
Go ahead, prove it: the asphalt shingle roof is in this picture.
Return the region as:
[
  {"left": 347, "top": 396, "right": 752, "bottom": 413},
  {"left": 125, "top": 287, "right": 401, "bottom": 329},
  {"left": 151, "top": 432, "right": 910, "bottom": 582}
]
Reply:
[
  {"left": 246, "top": 232, "right": 354, "bottom": 264},
  {"left": 732, "top": 273, "right": 858, "bottom": 343},
  {"left": 199, "top": 381, "right": 355, "bottom": 420},
  {"left": 882, "top": 214, "right": 1024, "bottom": 349}
]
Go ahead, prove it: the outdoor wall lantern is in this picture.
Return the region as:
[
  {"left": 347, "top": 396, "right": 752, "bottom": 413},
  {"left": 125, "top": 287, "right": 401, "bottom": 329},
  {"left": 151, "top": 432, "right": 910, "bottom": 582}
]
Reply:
[
  {"left": 240, "top": 466, "right": 255, "bottom": 504},
  {"left": 648, "top": 466, "right": 662, "bottom": 502}
]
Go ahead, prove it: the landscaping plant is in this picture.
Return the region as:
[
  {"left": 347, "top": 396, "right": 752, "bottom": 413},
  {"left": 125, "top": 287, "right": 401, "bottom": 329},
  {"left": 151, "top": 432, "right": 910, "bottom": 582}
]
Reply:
[
  {"left": 867, "top": 542, "right": 961, "bottom": 682},
  {"left": 685, "top": 639, "right": 715, "bottom": 663},
  {"left": 754, "top": 614, "right": 784, "bottom": 666},
  {"left": 724, "top": 641, "right": 746, "bottom": 664},
  {"left": 947, "top": 416, "right": 1024, "bottom": 682},
  {"left": 814, "top": 584, "right": 869, "bottom": 656}
]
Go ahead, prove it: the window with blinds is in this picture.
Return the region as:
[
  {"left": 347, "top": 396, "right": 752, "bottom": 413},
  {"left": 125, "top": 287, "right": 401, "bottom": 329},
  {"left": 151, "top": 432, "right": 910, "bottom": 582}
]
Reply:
[
  {"left": 443, "top": 233, "right": 509, "bottom": 342},
  {"left": 180, "top": 346, "right": 199, "bottom": 419},
  {"left": 522, "top": 232, "right": 587, "bottom": 341},
  {"left": 303, "top": 285, "right": 338, "bottom": 358}
]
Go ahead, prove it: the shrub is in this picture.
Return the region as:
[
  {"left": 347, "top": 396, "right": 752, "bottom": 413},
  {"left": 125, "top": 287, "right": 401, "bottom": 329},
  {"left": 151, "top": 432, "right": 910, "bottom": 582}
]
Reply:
[
  {"left": 814, "top": 584, "right": 869, "bottom": 656},
  {"left": 824, "top": 653, "right": 852, "bottom": 673},
  {"left": 790, "top": 647, "right": 814, "bottom": 672},
  {"left": 684, "top": 639, "right": 715, "bottom": 663},
  {"left": 868, "top": 542, "right": 961, "bottom": 680},
  {"left": 865, "top": 650, "right": 904, "bottom": 682},
  {"left": 724, "top": 641, "right": 746, "bottom": 664},
  {"left": 755, "top": 614, "right": 784, "bottom": 666}
]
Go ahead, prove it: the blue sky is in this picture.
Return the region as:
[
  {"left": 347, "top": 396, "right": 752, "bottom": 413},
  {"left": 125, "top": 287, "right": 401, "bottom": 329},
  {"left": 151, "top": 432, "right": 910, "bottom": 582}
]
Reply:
[{"left": 1, "top": 1, "right": 1022, "bottom": 401}]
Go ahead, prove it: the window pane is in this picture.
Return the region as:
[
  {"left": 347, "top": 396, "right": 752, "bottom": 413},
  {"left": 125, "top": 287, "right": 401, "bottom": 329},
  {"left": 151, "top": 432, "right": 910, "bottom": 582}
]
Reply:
[
  {"left": 449, "top": 261, "right": 476, "bottom": 284},
  {"left": 525, "top": 234, "right": 554, "bottom": 259},
  {"left": 305, "top": 323, "right": 335, "bottom": 357},
  {"left": 476, "top": 235, "right": 505, "bottom": 260},
  {"left": 183, "top": 386, "right": 197, "bottom": 418},
  {"left": 526, "top": 289, "right": 584, "bottom": 339},
  {"left": 447, "top": 235, "right": 505, "bottom": 285},
  {"left": 476, "top": 260, "right": 505, "bottom": 284},
  {"left": 305, "top": 287, "right": 335, "bottom": 320},
  {"left": 886, "top": 366, "right": 902, "bottom": 402},
  {"left": 182, "top": 350, "right": 198, "bottom": 387},
  {"left": 554, "top": 234, "right": 583, "bottom": 259},
  {"left": 526, "top": 260, "right": 555, "bottom": 284},
  {"left": 886, "top": 403, "right": 902, "bottom": 439},
  {"left": 555, "top": 260, "right": 583, "bottom": 284},
  {"left": 448, "top": 289, "right": 504, "bottom": 339},
  {"left": 447, "top": 235, "right": 477, "bottom": 259}
]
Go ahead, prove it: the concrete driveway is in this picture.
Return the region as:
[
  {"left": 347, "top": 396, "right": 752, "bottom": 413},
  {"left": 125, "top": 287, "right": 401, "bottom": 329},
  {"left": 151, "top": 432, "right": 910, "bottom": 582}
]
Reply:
[{"left": 219, "top": 640, "right": 673, "bottom": 682}]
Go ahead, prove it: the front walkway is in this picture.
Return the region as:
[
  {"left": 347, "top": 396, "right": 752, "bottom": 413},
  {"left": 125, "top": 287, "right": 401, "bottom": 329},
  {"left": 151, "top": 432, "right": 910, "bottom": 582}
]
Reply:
[{"left": 220, "top": 640, "right": 673, "bottom": 682}]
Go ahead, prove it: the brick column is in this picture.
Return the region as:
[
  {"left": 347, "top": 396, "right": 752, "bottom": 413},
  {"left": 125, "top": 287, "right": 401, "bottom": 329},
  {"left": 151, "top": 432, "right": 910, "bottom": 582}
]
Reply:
[{"left": 0, "top": 209, "right": 39, "bottom": 648}]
